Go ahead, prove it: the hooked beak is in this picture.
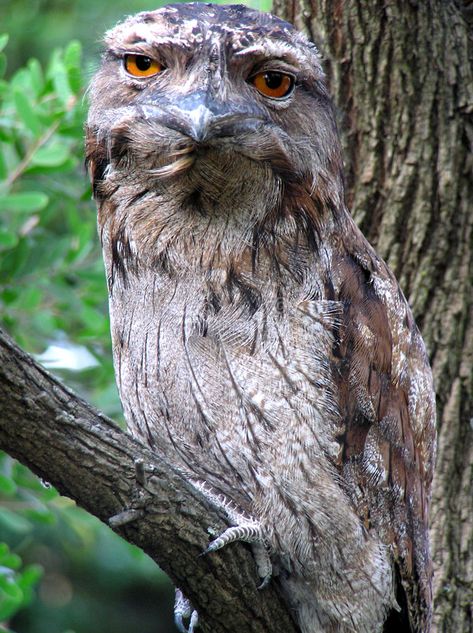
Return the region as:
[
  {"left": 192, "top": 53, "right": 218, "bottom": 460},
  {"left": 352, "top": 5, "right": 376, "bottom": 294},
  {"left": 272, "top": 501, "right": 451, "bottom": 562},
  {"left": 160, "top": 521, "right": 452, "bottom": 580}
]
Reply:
[{"left": 140, "top": 92, "right": 265, "bottom": 143}]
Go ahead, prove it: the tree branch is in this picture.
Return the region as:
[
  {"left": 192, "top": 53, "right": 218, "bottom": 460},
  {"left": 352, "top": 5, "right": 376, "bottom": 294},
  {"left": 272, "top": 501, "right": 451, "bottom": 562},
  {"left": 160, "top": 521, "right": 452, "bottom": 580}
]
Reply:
[{"left": 0, "top": 327, "right": 299, "bottom": 633}]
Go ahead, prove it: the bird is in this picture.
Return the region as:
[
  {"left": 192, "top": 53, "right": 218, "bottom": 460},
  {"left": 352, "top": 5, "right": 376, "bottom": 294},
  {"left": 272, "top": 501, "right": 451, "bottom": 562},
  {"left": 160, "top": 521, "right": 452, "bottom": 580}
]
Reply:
[{"left": 85, "top": 4, "right": 437, "bottom": 632}]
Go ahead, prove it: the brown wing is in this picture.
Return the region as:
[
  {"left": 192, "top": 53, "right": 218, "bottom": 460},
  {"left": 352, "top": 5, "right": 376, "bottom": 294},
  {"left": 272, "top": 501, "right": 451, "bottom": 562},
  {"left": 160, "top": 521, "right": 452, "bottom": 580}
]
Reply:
[{"left": 330, "top": 221, "right": 436, "bottom": 632}]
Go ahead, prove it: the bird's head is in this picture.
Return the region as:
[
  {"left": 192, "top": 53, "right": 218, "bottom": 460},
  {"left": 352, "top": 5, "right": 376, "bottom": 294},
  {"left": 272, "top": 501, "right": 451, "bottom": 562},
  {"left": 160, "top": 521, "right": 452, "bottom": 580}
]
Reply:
[{"left": 87, "top": 3, "right": 345, "bottom": 271}]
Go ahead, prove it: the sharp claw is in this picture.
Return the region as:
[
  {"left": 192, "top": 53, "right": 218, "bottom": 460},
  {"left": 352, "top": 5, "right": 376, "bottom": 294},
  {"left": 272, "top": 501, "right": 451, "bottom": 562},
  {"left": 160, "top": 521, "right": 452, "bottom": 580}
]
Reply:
[
  {"left": 175, "top": 610, "right": 198, "bottom": 633},
  {"left": 174, "top": 589, "right": 199, "bottom": 633},
  {"left": 188, "top": 610, "right": 199, "bottom": 632},
  {"left": 204, "top": 537, "right": 222, "bottom": 554},
  {"left": 175, "top": 614, "right": 187, "bottom": 633},
  {"left": 193, "top": 482, "right": 274, "bottom": 592},
  {"left": 257, "top": 573, "right": 272, "bottom": 590}
]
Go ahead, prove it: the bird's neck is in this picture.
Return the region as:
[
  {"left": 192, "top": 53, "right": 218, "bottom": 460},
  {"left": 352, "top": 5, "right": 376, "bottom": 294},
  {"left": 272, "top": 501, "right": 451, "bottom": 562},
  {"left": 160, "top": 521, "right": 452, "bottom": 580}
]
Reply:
[{"left": 97, "top": 167, "right": 345, "bottom": 289}]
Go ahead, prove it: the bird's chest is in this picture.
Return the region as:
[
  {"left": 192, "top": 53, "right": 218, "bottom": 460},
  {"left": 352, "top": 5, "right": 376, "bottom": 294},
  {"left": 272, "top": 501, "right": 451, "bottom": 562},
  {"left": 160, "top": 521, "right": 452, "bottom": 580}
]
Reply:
[{"left": 109, "top": 268, "right": 341, "bottom": 491}]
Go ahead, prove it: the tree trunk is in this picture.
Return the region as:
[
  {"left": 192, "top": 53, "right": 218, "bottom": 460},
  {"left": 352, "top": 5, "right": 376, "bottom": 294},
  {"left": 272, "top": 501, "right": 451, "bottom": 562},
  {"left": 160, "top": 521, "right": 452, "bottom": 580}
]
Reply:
[{"left": 271, "top": 1, "right": 473, "bottom": 631}]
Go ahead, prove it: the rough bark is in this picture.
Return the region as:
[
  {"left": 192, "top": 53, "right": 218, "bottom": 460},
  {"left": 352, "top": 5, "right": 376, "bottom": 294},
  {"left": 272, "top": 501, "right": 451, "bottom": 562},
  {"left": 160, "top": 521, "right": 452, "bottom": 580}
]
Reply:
[
  {"left": 272, "top": 1, "right": 473, "bottom": 631},
  {"left": 0, "top": 328, "right": 298, "bottom": 633}
]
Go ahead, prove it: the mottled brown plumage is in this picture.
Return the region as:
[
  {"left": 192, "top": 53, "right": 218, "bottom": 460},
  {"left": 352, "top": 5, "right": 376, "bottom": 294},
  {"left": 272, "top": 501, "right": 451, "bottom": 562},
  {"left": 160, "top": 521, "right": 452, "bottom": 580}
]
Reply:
[{"left": 86, "top": 4, "right": 436, "bottom": 632}]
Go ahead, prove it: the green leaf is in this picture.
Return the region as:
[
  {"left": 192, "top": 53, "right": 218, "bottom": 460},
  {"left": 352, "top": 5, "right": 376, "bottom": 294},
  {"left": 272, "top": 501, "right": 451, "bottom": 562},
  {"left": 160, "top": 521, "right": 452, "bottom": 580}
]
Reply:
[
  {"left": 64, "top": 40, "right": 81, "bottom": 68},
  {"left": 0, "top": 575, "right": 23, "bottom": 621},
  {"left": 80, "top": 304, "right": 107, "bottom": 335},
  {"left": 0, "top": 474, "right": 17, "bottom": 496},
  {"left": 27, "top": 59, "right": 43, "bottom": 96},
  {"left": 24, "top": 508, "right": 56, "bottom": 525},
  {"left": 31, "top": 142, "right": 69, "bottom": 167},
  {"left": 0, "top": 577, "right": 22, "bottom": 600},
  {"left": 17, "top": 564, "right": 42, "bottom": 607},
  {"left": 11, "top": 286, "right": 41, "bottom": 310},
  {"left": 13, "top": 90, "right": 42, "bottom": 137},
  {"left": 0, "top": 126, "right": 11, "bottom": 142},
  {"left": 0, "top": 54, "right": 6, "bottom": 80},
  {"left": 0, "top": 508, "right": 33, "bottom": 534},
  {"left": 18, "top": 564, "right": 42, "bottom": 590},
  {"left": 0, "top": 35, "right": 8, "bottom": 54},
  {"left": 0, "top": 192, "right": 49, "bottom": 213},
  {"left": 64, "top": 40, "right": 82, "bottom": 94},
  {"left": 0, "top": 147, "right": 6, "bottom": 180},
  {"left": 0, "top": 553, "right": 21, "bottom": 571},
  {"left": 49, "top": 50, "right": 72, "bottom": 106},
  {"left": 0, "top": 237, "right": 29, "bottom": 279},
  {"left": 26, "top": 156, "right": 78, "bottom": 176},
  {"left": 0, "top": 230, "right": 18, "bottom": 249},
  {"left": 1, "top": 288, "right": 19, "bottom": 305}
]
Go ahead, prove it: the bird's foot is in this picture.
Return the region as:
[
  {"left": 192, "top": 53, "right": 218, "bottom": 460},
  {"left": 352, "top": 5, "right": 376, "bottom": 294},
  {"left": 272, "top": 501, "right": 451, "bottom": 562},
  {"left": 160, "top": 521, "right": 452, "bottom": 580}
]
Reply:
[
  {"left": 174, "top": 588, "right": 199, "bottom": 633},
  {"left": 205, "top": 523, "right": 272, "bottom": 588},
  {"left": 193, "top": 480, "right": 272, "bottom": 588}
]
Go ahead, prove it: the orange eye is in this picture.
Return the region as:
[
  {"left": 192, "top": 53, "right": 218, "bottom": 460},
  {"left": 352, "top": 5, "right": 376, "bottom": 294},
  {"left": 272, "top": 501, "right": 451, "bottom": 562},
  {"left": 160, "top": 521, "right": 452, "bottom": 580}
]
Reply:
[
  {"left": 251, "top": 71, "right": 294, "bottom": 99},
  {"left": 124, "top": 54, "right": 162, "bottom": 77}
]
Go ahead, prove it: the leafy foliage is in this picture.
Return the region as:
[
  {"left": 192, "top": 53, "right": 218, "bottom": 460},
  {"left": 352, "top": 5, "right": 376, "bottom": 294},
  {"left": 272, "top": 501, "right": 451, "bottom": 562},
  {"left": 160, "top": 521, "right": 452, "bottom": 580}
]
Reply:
[
  {"left": 0, "top": 34, "right": 172, "bottom": 633},
  {"left": 0, "top": 542, "right": 42, "bottom": 625},
  {"left": 0, "top": 33, "right": 117, "bottom": 410},
  {"left": 0, "top": 460, "right": 52, "bottom": 627}
]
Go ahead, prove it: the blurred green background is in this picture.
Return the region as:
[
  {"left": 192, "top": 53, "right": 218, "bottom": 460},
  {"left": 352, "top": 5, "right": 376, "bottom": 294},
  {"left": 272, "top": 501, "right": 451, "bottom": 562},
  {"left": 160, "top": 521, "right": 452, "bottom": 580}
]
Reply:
[{"left": 0, "top": 0, "right": 271, "bottom": 631}]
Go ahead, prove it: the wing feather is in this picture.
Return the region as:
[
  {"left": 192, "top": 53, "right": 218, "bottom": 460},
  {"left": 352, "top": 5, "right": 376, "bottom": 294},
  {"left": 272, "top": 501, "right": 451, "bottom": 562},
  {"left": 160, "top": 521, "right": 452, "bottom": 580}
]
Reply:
[{"left": 330, "top": 222, "right": 436, "bottom": 632}]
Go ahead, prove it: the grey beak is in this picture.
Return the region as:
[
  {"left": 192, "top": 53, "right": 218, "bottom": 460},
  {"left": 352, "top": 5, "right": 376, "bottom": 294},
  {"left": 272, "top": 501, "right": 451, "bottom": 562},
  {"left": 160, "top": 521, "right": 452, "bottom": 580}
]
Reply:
[
  {"left": 140, "top": 95, "right": 265, "bottom": 143},
  {"left": 174, "top": 103, "right": 213, "bottom": 142}
]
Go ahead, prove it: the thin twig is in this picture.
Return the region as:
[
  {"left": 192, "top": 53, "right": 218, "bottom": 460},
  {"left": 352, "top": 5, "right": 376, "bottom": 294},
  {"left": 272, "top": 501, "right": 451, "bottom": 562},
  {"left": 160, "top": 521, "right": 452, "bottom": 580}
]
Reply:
[{"left": 6, "top": 95, "right": 78, "bottom": 188}]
